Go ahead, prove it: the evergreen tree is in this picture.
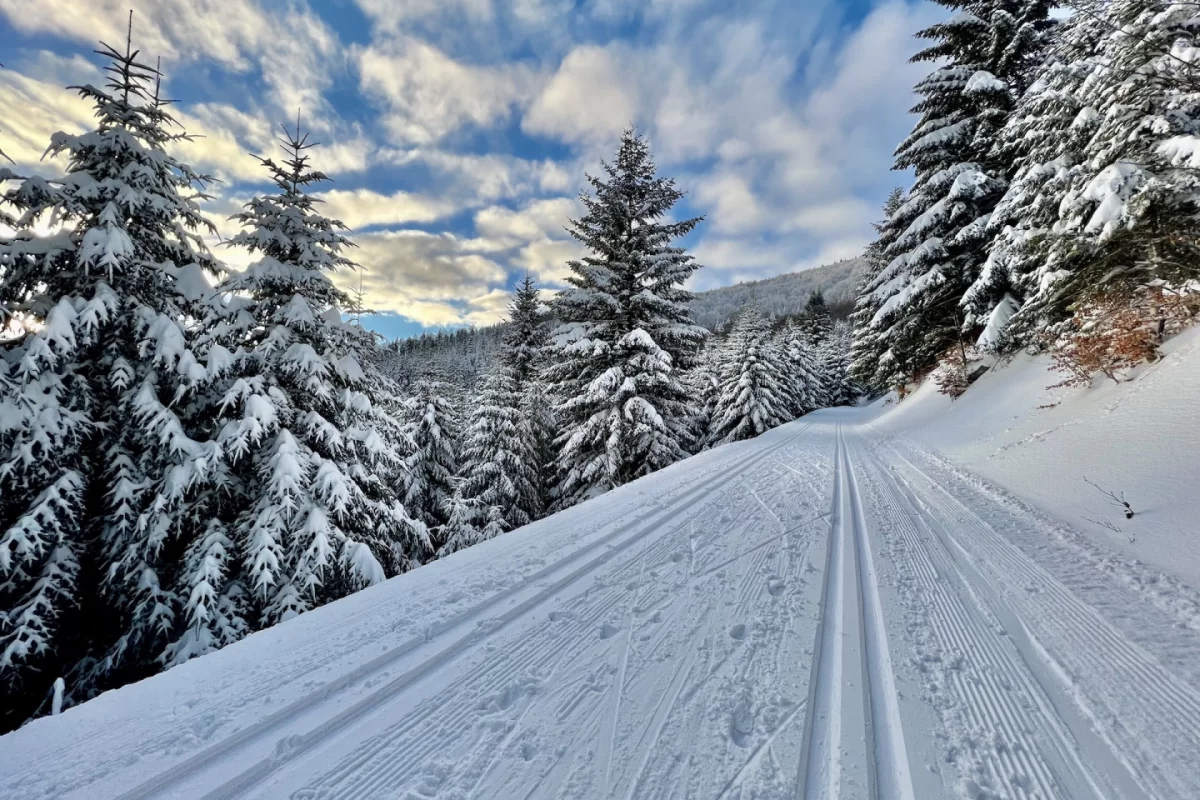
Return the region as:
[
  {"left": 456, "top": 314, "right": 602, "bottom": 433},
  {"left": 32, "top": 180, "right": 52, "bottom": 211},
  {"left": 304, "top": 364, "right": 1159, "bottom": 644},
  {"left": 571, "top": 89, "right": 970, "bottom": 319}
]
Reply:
[
  {"left": 0, "top": 29, "right": 223, "bottom": 726},
  {"left": 195, "top": 121, "right": 427, "bottom": 642},
  {"left": 546, "top": 130, "right": 706, "bottom": 507},
  {"left": 681, "top": 341, "right": 722, "bottom": 452},
  {"left": 503, "top": 272, "right": 547, "bottom": 387},
  {"left": 456, "top": 364, "right": 538, "bottom": 536},
  {"left": 1022, "top": 0, "right": 1200, "bottom": 328},
  {"left": 502, "top": 272, "right": 556, "bottom": 519},
  {"left": 777, "top": 320, "right": 821, "bottom": 417},
  {"left": 437, "top": 483, "right": 485, "bottom": 558},
  {"left": 797, "top": 291, "right": 834, "bottom": 345},
  {"left": 403, "top": 378, "right": 459, "bottom": 540},
  {"left": 522, "top": 381, "right": 558, "bottom": 521},
  {"left": 964, "top": 9, "right": 1106, "bottom": 345},
  {"left": 708, "top": 307, "right": 790, "bottom": 445},
  {"left": 851, "top": 188, "right": 906, "bottom": 392},
  {"left": 862, "top": 0, "right": 1055, "bottom": 386},
  {"left": 819, "top": 322, "right": 857, "bottom": 407}
]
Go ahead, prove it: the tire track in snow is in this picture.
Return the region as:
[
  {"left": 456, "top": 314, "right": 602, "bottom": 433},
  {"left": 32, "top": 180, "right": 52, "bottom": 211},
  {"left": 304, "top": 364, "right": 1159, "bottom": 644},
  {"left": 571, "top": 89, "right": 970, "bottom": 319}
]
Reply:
[{"left": 796, "top": 426, "right": 915, "bottom": 800}]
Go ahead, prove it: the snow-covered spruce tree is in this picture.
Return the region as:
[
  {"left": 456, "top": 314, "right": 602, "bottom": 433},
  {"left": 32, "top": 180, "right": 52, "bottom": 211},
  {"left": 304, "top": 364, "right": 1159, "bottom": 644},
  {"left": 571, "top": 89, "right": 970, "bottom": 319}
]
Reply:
[
  {"left": 193, "top": 122, "right": 427, "bottom": 642},
  {"left": 546, "top": 130, "right": 706, "bottom": 507},
  {"left": 437, "top": 483, "right": 483, "bottom": 558},
  {"left": 863, "top": 0, "right": 1055, "bottom": 387},
  {"left": 1020, "top": 0, "right": 1200, "bottom": 330},
  {"left": 0, "top": 32, "right": 225, "bottom": 727},
  {"left": 776, "top": 320, "right": 820, "bottom": 418},
  {"left": 708, "top": 307, "right": 790, "bottom": 445},
  {"left": 851, "top": 188, "right": 906, "bottom": 393},
  {"left": 403, "top": 377, "right": 459, "bottom": 542},
  {"left": 680, "top": 339, "right": 722, "bottom": 451},
  {"left": 964, "top": 10, "right": 1107, "bottom": 346},
  {"left": 503, "top": 272, "right": 547, "bottom": 387},
  {"left": 819, "top": 321, "right": 857, "bottom": 407},
  {"left": 454, "top": 363, "right": 538, "bottom": 541},
  {"left": 797, "top": 290, "right": 834, "bottom": 346},
  {"left": 502, "top": 273, "right": 556, "bottom": 519}
]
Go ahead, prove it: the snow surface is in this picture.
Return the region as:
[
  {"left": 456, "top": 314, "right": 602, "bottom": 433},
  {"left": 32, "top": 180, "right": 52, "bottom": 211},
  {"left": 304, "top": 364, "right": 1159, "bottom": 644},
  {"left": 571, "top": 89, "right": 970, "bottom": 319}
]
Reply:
[{"left": 4, "top": 340, "right": 1200, "bottom": 799}]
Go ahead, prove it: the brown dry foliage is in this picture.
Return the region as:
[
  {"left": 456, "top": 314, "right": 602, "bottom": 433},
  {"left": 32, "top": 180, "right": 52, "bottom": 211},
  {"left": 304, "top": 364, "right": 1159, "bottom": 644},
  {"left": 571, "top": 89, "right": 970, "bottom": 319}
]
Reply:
[{"left": 1043, "top": 285, "right": 1200, "bottom": 388}]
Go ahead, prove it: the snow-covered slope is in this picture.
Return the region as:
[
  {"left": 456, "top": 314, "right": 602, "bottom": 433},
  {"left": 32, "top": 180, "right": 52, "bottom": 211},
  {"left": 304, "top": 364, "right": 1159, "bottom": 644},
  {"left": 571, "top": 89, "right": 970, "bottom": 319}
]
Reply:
[
  {"left": 870, "top": 323, "right": 1200, "bottom": 584},
  {"left": 4, "top": 341, "right": 1200, "bottom": 800}
]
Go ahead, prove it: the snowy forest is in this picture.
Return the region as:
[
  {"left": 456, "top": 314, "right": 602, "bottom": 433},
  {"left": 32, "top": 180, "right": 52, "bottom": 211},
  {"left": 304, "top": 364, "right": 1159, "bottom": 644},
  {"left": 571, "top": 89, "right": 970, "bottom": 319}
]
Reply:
[
  {"left": 0, "top": 28, "right": 854, "bottom": 729},
  {"left": 5, "top": 0, "right": 1200, "bottom": 734}
]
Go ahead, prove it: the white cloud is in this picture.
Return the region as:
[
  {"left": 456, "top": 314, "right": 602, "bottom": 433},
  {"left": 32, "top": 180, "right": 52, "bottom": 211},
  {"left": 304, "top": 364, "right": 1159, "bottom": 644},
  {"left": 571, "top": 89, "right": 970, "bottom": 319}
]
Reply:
[
  {"left": 523, "top": 46, "right": 637, "bottom": 144},
  {"left": 380, "top": 148, "right": 576, "bottom": 202},
  {"left": 357, "top": 36, "right": 539, "bottom": 144},
  {"left": 0, "top": 67, "right": 94, "bottom": 168},
  {"left": 0, "top": 0, "right": 344, "bottom": 125},
  {"left": 473, "top": 197, "right": 577, "bottom": 244},
  {"left": 318, "top": 188, "right": 457, "bottom": 229}
]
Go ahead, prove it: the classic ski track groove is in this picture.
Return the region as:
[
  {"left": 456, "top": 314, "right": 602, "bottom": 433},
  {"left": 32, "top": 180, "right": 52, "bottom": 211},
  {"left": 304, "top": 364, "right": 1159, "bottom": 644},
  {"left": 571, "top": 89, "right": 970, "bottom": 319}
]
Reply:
[
  {"left": 796, "top": 426, "right": 914, "bottom": 800},
  {"left": 291, "top": 430, "right": 822, "bottom": 799},
  {"left": 116, "top": 423, "right": 814, "bottom": 800},
  {"left": 880, "top": 440, "right": 1200, "bottom": 798},
  {"left": 852, "top": 435, "right": 1104, "bottom": 799}
]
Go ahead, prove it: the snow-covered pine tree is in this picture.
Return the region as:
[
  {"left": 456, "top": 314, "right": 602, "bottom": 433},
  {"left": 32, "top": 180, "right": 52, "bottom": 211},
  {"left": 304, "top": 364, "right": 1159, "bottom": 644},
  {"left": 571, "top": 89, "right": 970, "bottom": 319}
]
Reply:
[
  {"left": 1, "top": 28, "right": 225, "bottom": 726},
  {"left": 501, "top": 272, "right": 556, "bottom": 519},
  {"left": 455, "top": 363, "right": 538, "bottom": 538},
  {"left": 707, "top": 306, "right": 790, "bottom": 445},
  {"left": 503, "top": 272, "right": 547, "bottom": 387},
  {"left": 777, "top": 320, "right": 820, "bottom": 417},
  {"left": 546, "top": 130, "right": 707, "bottom": 507},
  {"left": 863, "top": 0, "right": 1054, "bottom": 387},
  {"left": 797, "top": 291, "right": 834, "bottom": 345},
  {"left": 437, "top": 482, "right": 484, "bottom": 558},
  {"left": 964, "top": 10, "right": 1106, "bottom": 346},
  {"left": 680, "top": 340, "right": 722, "bottom": 451},
  {"left": 403, "top": 378, "right": 460, "bottom": 541},
  {"left": 851, "top": 188, "right": 906, "bottom": 393},
  {"left": 819, "top": 321, "right": 857, "bottom": 407},
  {"left": 1024, "top": 0, "right": 1200, "bottom": 325},
  {"left": 193, "top": 120, "right": 426, "bottom": 643}
]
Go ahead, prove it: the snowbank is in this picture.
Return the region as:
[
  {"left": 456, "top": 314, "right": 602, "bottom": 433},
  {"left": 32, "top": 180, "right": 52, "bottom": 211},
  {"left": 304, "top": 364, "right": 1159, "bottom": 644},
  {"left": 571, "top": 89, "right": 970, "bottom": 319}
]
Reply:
[{"left": 868, "top": 325, "right": 1200, "bottom": 582}]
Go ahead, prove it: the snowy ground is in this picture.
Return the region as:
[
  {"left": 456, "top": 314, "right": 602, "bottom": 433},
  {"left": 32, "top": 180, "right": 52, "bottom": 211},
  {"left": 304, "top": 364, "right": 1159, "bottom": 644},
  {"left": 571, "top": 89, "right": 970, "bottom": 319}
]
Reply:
[{"left": 5, "top": 345, "right": 1200, "bottom": 800}]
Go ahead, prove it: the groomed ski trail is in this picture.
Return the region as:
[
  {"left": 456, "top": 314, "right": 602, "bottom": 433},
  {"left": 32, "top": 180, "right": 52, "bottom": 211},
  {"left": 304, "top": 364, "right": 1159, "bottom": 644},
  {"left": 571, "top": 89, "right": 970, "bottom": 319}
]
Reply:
[
  {"left": 4, "top": 414, "right": 1200, "bottom": 800},
  {"left": 796, "top": 426, "right": 914, "bottom": 800}
]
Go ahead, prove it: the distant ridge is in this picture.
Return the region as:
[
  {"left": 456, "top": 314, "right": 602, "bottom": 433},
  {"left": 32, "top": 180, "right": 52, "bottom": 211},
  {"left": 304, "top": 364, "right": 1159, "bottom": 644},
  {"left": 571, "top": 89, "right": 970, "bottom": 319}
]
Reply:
[{"left": 687, "top": 257, "right": 867, "bottom": 331}]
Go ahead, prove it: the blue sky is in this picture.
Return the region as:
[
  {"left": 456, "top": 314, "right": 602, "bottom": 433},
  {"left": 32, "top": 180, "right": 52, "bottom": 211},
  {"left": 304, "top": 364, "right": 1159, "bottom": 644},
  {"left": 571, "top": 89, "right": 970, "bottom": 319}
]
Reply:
[{"left": 0, "top": 0, "right": 942, "bottom": 339}]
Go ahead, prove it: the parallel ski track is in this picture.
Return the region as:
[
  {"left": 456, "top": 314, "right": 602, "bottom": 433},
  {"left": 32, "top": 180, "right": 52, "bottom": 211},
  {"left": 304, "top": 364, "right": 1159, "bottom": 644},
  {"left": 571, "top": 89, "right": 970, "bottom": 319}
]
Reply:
[
  {"left": 796, "top": 426, "right": 915, "bottom": 800},
  {"left": 288, "top": 425, "right": 827, "bottom": 800},
  {"left": 880, "top": 439, "right": 1200, "bottom": 798},
  {"left": 113, "top": 423, "right": 817, "bottom": 800},
  {"left": 851, "top": 434, "right": 1106, "bottom": 800}
]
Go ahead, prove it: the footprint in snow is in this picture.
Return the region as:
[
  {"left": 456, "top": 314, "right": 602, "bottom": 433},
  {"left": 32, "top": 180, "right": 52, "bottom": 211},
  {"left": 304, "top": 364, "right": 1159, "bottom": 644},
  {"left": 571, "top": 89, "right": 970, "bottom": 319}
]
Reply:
[
  {"left": 599, "top": 623, "right": 620, "bottom": 640},
  {"left": 729, "top": 624, "right": 747, "bottom": 641}
]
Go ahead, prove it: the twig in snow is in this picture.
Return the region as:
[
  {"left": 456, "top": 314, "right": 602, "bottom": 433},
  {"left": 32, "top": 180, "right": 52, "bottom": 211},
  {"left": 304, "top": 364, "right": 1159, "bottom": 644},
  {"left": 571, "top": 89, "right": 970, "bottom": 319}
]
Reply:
[
  {"left": 1083, "top": 516, "right": 1135, "bottom": 544},
  {"left": 1083, "top": 476, "right": 1135, "bottom": 519}
]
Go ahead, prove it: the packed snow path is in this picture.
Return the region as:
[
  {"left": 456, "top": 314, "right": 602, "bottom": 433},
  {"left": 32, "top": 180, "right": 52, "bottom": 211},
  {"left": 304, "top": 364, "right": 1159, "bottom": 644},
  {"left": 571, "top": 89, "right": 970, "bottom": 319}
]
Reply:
[{"left": 5, "top": 412, "right": 1200, "bottom": 800}]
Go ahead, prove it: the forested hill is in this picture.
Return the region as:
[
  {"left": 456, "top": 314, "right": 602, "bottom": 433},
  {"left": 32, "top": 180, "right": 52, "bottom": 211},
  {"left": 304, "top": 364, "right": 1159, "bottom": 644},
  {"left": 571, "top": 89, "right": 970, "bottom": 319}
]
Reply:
[
  {"left": 687, "top": 257, "right": 866, "bottom": 331},
  {"left": 376, "top": 256, "right": 866, "bottom": 387}
]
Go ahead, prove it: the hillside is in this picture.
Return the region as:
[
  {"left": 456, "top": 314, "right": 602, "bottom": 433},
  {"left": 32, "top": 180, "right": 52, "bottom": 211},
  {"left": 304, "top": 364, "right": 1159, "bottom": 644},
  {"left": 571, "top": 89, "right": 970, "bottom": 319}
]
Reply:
[
  {"left": 376, "top": 257, "right": 867, "bottom": 386},
  {"left": 687, "top": 257, "right": 868, "bottom": 331}
]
